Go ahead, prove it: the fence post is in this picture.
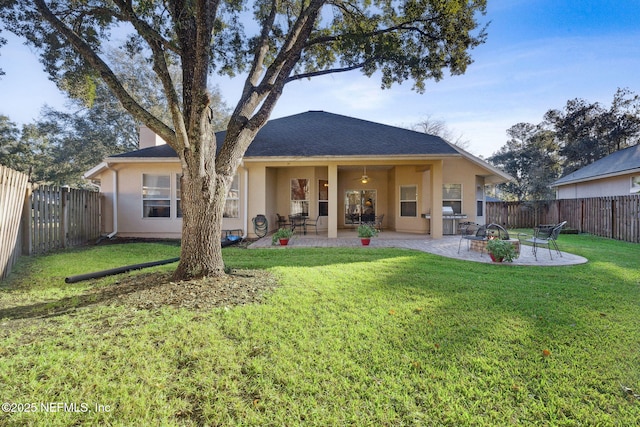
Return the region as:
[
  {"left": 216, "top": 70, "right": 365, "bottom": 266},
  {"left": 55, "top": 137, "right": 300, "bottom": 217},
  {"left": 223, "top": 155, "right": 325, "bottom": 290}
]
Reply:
[
  {"left": 21, "top": 184, "right": 33, "bottom": 255},
  {"left": 61, "top": 186, "right": 69, "bottom": 249}
]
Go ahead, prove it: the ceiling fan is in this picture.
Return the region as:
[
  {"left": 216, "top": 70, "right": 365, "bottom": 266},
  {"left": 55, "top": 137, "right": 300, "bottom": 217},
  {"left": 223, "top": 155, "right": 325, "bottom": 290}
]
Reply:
[{"left": 359, "top": 166, "right": 370, "bottom": 184}]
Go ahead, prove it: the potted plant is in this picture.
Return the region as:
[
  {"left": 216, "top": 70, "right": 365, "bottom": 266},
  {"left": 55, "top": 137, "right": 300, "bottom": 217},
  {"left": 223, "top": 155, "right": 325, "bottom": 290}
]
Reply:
[
  {"left": 357, "top": 224, "right": 378, "bottom": 246},
  {"left": 486, "top": 238, "right": 518, "bottom": 262},
  {"left": 272, "top": 227, "right": 294, "bottom": 246}
]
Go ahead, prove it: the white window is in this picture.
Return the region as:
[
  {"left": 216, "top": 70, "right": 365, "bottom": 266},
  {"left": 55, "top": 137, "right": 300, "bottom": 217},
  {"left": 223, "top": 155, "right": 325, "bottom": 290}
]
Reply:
[
  {"left": 443, "top": 184, "right": 462, "bottom": 214},
  {"left": 224, "top": 175, "right": 240, "bottom": 218},
  {"left": 319, "top": 180, "right": 328, "bottom": 216},
  {"left": 142, "top": 174, "right": 171, "bottom": 218},
  {"left": 176, "top": 175, "right": 182, "bottom": 218},
  {"left": 400, "top": 185, "right": 417, "bottom": 217},
  {"left": 631, "top": 176, "right": 640, "bottom": 193},
  {"left": 290, "top": 178, "right": 309, "bottom": 216}
]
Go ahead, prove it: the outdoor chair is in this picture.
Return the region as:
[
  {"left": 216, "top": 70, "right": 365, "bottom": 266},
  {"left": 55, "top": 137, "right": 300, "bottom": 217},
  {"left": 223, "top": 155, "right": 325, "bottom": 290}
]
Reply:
[
  {"left": 305, "top": 215, "right": 321, "bottom": 235},
  {"left": 276, "top": 213, "right": 290, "bottom": 229},
  {"left": 374, "top": 214, "right": 385, "bottom": 231},
  {"left": 526, "top": 221, "right": 567, "bottom": 260},
  {"left": 457, "top": 222, "right": 483, "bottom": 253}
]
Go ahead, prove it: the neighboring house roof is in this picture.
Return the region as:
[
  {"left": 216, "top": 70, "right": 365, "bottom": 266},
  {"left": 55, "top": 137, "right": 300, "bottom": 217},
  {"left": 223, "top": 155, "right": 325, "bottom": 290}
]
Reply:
[
  {"left": 86, "top": 111, "right": 511, "bottom": 183},
  {"left": 552, "top": 143, "right": 640, "bottom": 187},
  {"left": 485, "top": 196, "right": 503, "bottom": 202},
  {"left": 112, "top": 111, "right": 459, "bottom": 159}
]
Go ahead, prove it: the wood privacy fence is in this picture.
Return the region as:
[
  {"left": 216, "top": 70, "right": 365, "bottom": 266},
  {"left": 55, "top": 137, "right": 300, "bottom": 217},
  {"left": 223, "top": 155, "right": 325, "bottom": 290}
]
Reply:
[
  {"left": 486, "top": 195, "right": 640, "bottom": 243},
  {"left": 0, "top": 165, "right": 100, "bottom": 280},
  {"left": 0, "top": 166, "right": 30, "bottom": 280},
  {"left": 25, "top": 184, "right": 101, "bottom": 254}
]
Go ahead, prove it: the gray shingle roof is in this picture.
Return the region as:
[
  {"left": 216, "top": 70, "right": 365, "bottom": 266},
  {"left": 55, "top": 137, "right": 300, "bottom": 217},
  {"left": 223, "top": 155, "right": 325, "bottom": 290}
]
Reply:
[
  {"left": 553, "top": 143, "right": 640, "bottom": 186},
  {"left": 112, "top": 111, "right": 458, "bottom": 159}
]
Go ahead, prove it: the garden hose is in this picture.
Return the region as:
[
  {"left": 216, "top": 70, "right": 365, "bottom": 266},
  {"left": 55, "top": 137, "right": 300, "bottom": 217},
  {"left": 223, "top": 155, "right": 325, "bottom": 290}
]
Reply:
[{"left": 253, "top": 214, "right": 268, "bottom": 238}]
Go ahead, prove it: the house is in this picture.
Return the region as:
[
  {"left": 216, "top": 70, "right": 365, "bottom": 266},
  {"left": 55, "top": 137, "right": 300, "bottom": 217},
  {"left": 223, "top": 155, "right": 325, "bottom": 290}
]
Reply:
[
  {"left": 552, "top": 144, "right": 640, "bottom": 199},
  {"left": 84, "top": 111, "right": 512, "bottom": 239}
]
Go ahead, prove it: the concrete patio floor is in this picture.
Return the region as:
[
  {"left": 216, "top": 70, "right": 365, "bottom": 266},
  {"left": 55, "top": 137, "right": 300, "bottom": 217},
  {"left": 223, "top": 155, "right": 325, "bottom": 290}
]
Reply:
[{"left": 248, "top": 231, "right": 588, "bottom": 266}]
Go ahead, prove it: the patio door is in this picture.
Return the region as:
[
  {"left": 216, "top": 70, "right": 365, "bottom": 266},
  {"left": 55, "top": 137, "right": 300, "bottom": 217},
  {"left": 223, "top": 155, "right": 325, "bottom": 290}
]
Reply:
[{"left": 344, "top": 190, "right": 376, "bottom": 226}]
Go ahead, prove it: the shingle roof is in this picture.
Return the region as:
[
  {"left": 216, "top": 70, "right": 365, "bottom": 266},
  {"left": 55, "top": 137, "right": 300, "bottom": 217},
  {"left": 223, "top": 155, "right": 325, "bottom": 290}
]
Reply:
[
  {"left": 112, "top": 111, "right": 458, "bottom": 159},
  {"left": 553, "top": 143, "right": 640, "bottom": 186}
]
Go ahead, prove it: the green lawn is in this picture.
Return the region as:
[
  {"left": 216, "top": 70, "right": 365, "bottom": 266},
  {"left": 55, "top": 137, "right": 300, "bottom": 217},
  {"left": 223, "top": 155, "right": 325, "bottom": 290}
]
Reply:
[{"left": 0, "top": 235, "right": 639, "bottom": 426}]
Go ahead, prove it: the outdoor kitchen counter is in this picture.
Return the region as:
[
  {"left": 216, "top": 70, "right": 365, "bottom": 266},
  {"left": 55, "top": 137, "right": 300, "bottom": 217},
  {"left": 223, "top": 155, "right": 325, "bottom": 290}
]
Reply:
[{"left": 421, "top": 212, "right": 468, "bottom": 235}]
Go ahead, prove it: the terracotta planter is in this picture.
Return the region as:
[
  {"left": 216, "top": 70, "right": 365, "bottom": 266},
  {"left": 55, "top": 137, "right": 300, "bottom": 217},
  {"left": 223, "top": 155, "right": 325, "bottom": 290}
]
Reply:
[
  {"left": 279, "top": 239, "right": 289, "bottom": 246},
  {"left": 489, "top": 253, "right": 504, "bottom": 262},
  {"left": 361, "top": 238, "right": 371, "bottom": 246}
]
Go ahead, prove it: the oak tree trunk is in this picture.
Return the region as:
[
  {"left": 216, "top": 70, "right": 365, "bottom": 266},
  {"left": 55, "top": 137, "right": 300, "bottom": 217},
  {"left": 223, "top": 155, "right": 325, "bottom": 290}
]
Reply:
[{"left": 171, "top": 114, "right": 233, "bottom": 281}]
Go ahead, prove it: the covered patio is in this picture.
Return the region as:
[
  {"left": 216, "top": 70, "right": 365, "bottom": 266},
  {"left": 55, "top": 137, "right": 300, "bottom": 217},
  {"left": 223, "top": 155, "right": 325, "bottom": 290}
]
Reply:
[{"left": 248, "top": 231, "right": 588, "bottom": 266}]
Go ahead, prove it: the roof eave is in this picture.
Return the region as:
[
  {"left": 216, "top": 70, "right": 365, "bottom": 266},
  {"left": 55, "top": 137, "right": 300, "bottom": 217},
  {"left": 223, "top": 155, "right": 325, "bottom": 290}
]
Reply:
[
  {"left": 83, "top": 162, "right": 109, "bottom": 180},
  {"left": 552, "top": 167, "right": 640, "bottom": 187},
  {"left": 242, "top": 153, "right": 462, "bottom": 163}
]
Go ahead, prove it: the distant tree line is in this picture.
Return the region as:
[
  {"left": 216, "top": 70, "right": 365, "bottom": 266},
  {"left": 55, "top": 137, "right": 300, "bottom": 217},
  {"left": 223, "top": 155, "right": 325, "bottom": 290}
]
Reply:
[{"left": 489, "top": 88, "right": 640, "bottom": 201}]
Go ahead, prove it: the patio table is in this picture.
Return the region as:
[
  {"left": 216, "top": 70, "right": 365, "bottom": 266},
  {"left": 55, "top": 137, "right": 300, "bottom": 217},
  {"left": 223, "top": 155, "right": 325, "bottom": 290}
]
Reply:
[{"left": 289, "top": 214, "right": 308, "bottom": 235}]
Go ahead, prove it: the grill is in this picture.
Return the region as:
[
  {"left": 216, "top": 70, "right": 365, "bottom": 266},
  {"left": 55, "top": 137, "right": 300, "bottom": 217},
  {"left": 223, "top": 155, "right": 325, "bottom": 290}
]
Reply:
[{"left": 421, "top": 207, "right": 468, "bottom": 235}]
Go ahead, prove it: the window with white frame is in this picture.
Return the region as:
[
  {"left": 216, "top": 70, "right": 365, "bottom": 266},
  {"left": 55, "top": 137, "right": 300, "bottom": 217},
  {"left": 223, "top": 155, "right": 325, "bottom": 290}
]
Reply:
[
  {"left": 443, "top": 184, "right": 462, "bottom": 214},
  {"left": 142, "top": 174, "right": 171, "bottom": 218},
  {"left": 318, "top": 180, "right": 328, "bottom": 216},
  {"left": 224, "top": 174, "right": 240, "bottom": 218},
  {"left": 176, "top": 175, "right": 182, "bottom": 218},
  {"left": 400, "top": 185, "right": 417, "bottom": 217},
  {"left": 291, "top": 178, "right": 309, "bottom": 216},
  {"left": 631, "top": 176, "right": 640, "bottom": 193}
]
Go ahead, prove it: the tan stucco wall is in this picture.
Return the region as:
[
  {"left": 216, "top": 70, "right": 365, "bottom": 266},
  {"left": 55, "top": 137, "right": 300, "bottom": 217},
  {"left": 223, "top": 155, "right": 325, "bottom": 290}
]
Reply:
[
  {"left": 91, "top": 154, "right": 500, "bottom": 239},
  {"left": 393, "top": 165, "right": 428, "bottom": 234},
  {"left": 94, "top": 161, "right": 245, "bottom": 239},
  {"left": 556, "top": 174, "right": 636, "bottom": 199},
  {"left": 441, "top": 157, "right": 488, "bottom": 224}
]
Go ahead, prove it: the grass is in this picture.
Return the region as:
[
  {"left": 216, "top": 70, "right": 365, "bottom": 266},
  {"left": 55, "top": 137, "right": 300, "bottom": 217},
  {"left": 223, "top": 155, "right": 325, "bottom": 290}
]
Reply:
[{"left": 0, "top": 235, "right": 639, "bottom": 425}]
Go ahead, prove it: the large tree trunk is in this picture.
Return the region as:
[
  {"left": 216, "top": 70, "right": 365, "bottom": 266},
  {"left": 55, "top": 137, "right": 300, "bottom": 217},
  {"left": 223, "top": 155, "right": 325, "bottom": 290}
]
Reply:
[
  {"left": 171, "top": 112, "right": 233, "bottom": 281},
  {"left": 172, "top": 170, "right": 229, "bottom": 280}
]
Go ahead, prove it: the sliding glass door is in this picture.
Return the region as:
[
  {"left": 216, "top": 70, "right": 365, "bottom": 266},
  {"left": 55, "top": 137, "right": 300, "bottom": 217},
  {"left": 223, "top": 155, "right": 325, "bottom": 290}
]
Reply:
[{"left": 344, "top": 190, "right": 376, "bottom": 225}]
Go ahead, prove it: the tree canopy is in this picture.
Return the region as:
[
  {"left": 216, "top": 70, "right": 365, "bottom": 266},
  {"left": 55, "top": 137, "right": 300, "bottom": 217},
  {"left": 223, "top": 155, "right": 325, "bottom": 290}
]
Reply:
[
  {"left": 0, "top": 0, "right": 488, "bottom": 279},
  {"left": 489, "top": 89, "right": 640, "bottom": 201},
  {"left": 488, "top": 123, "right": 560, "bottom": 201},
  {"left": 545, "top": 88, "right": 640, "bottom": 175},
  {"left": 0, "top": 47, "right": 230, "bottom": 186}
]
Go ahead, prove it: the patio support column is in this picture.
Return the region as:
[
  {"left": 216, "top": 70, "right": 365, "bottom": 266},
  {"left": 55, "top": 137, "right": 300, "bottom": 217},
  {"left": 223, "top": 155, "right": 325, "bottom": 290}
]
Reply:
[
  {"left": 248, "top": 165, "right": 267, "bottom": 238},
  {"left": 328, "top": 164, "right": 338, "bottom": 238},
  {"left": 431, "top": 160, "right": 443, "bottom": 238}
]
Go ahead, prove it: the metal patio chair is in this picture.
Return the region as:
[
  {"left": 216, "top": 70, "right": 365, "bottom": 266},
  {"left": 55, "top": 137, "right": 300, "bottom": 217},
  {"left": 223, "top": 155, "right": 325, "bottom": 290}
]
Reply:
[
  {"left": 526, "top": 221, "right": 567, "bottom": 260},
  {"left": 305, "top": 215, "right": 321, "bottom": 234}
]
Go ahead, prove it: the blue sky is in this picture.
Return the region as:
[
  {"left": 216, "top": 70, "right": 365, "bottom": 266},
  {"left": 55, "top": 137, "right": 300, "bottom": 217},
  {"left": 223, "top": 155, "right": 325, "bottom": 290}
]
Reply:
[{"left": 1, "top": 0, "right": 640, "bottom": 157}]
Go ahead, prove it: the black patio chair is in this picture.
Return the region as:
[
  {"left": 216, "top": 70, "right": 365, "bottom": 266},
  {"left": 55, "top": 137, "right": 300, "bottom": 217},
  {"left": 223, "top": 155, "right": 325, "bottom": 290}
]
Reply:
[
  {"left": 305, "top": 215, "right": 321, "bottom": 234},
  {"left": 374, "top": 214, "right": 384, "bottom": 231},
  {"left": 526, "top": 221, "right": 567, "bottom": 260},
  {"left": 457, "top": 222, "right": 482, "bottom": 253},
  {"left": 276, "top": 213, "right": 290, "bottom": 229}
]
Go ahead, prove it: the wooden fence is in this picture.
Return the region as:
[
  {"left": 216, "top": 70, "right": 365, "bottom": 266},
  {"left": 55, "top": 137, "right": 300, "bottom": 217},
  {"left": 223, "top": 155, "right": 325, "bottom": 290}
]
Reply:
[
  {"left": 0, "top": 166, "right": 30, "bottom": 280},
  {"left": 486, "top": 195, "right": 640, "bottom": 243},
  {"left": 0, "top": 165, "right": 101, "bottom": 281},
  {"left": 25, "top": 185, "right": 101, "bottom": 255}
]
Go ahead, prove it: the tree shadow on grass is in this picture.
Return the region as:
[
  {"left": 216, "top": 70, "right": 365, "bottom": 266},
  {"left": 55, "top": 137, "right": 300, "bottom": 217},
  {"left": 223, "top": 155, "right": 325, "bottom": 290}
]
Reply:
[
  {"left": 0, "top": 272, "right": 171, "bottom": 320},
  {"left": 0, "top": 268, "right": 278, "bottom": 321}
]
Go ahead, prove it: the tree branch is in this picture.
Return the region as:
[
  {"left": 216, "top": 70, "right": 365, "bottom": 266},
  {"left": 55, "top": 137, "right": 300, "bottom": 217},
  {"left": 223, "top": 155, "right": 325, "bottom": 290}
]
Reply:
[
  {"left": 112, "top": 0, "right": 186, "bottom": 147},
  {"left": 32, "top": 0, "right": 175, "bottom": 145},
  {"left": 285, "top": 62, "right": 370, "bottom": 83}
]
